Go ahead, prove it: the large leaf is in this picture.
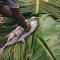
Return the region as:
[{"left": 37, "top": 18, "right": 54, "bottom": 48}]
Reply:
[
  {"left": 0, "top": 14, "right": 60, "bottom": 60},
  {"left": 40, "top": 1, "right": 60, "bottom": 19},
  {"left": 49, "top": 0, "right": 60, "bottom": 7},
  {"left": 19, "top": 0, "right": 60, "bottom": 19},
  {"left": 38, "top": 14, "right": 60, "bottom": 60},
  {"left": 0, "top": 0, "right": 60, "bottom": 60}
]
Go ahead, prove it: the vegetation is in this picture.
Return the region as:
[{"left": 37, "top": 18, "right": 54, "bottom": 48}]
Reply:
[{"left": 0, "top": 0, "right": 60, "bottom": 60}]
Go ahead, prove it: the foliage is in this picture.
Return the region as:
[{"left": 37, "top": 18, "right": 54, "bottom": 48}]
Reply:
[
  {"left": 0, "top": 0, "right": 60, "bottom": 60},
  {"left": 0, "top": 14, "right": 60, "bottom": 60}
]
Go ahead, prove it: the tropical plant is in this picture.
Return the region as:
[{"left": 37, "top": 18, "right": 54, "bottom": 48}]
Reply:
[{"left": 0, "top": 0, "right": 60, "bottom": 60}]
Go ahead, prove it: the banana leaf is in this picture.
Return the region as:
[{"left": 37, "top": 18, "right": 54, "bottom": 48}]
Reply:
[
  {"left": 0, "top": 0, "right": 60, "bottom": 60},
  {"left": 19, "top": 0, "right": 60, "bottom": 19},
  {"left": 0, "top": 14, "right": 60, "bottom": 60}
]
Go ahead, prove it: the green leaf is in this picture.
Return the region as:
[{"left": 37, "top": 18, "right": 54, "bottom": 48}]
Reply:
[{"left": 0, "top": 14, "right": 60, "bottom": 60}]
